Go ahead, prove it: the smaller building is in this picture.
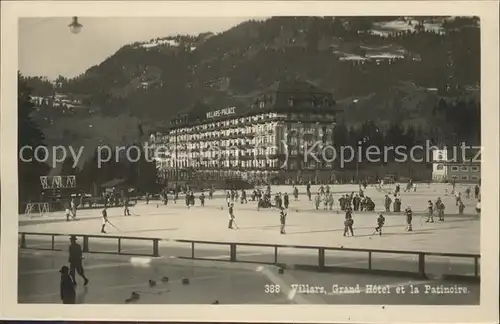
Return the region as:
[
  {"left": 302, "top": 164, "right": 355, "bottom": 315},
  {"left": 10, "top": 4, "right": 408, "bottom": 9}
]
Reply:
[{"left": 432, "top": 148, "right": 481, "bottom": 183}]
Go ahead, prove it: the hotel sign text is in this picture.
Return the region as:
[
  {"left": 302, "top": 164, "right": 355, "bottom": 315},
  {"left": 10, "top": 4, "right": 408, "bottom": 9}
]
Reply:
[{"left": 206, "top": 106, "right": 236, "bottom": 119}]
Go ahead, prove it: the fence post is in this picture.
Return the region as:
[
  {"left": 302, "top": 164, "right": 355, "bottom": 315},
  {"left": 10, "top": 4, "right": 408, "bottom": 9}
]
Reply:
[
  {"left": 51, "top": 235, "right": 55, "bottom": 250},
  {"left": 118, "top": 238, "right": 121, "bottom": 254},
  {"left": 152, "top": 239, "right": 159, "bottom": 257},
  {"left": 230, "top": 244, "right": 237, "bottom": 262},
  {"left": 418, "top": 253, "right": 426, "bottom": 277},
  {"left": 274, "top": 246, "right": 278, "bottom": 264},
  {"left": 474, "top": 256, "right": 479, "bottom": 277},
  {"left": 368, "top": 251, "right": 372, "bottom": 270},
  {"left": 318, "top": 248, "right": 325, "bottom": 270},
  {"left": 191, "top": 242, "right": 195, "bottom": 259},
  {"left": 20, "top": 233, "right": 26, "bottom": 248},
  {"left": 82, "top": 236, "right": 89, "bottom": 252}
]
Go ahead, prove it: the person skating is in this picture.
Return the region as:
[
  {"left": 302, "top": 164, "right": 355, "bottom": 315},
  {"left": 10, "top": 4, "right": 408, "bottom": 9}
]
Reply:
[
  {"left": 293, "top": 186, "right": 299, "bottom": 201},
  {"left": 101, "top": 207, "right": 108, "bottom": 233},
  {"left": 200, "top": 193, "right": 205, "bottom": 207},
  {"left": 458, "top": 200, "right": 465, "bottom": 215},
  {"left": 68, "top": 236, "right": 89, "bottom": 286},
  {"left": 426, "top": 200, "right": 434, "bottom": 223},
  {"left": 474, "top": 184, "right": 480, "bottom": 199},
  {"left": 328, "top": 193, "right": 334, "bottom": 210},
  {"left": 314, "top": 193, "right": 321, "bottom": 210},
  {"left": 228, "top": 203, "right": 236, "bottom": 229},
  {"left": 209, "top": 188, "right": 214, "bottom": 200},
  {"left": 437, "top": 199, "right": 445, "bottom": 222},
  {"left": 241, "top": 190, "right": 247, "bottom": 204},
  {"left": 384, "top": 195, "right": 392, "bottom": 213},
  {"left": 185, "top": 193, "right": 191, "bottom": 209},
  {"left": 395, "top": 184, "right": 400, "bottom": 195},
  {"left": 343, "top": 208, "right": 354, "bottom": 237},
  {"left": 280, "top": 207, "right": 287, "bottom": 234},
  {"left": 226, "top": 191, "right": 231, "bottom": 203},
  {"left": 65, "top": 204, "right": 72, "bottom": 222},
  {"left": 70, "top": 198, "right": 77, "bottom": 219},
  {"left": 393, "top": 196, "right": 401, "bottom": 213},
  {"left": 123, "top": 198, "right": 131, "bottom": 216},
  {"left": 306, "top": 182, "right": 312, "bottom": 201},
  {"left": 375, "top": 213, "right": 385, "bottom": 236},
  {"left": 353, "top": 194, "right": 361, "bottom": 211},
  {"left": 339, "top": 195, "right": 345, "bottom": 211},
  {"left": 455, "top": 192, "right": 462, "bottom": 206},
  {"left": 405, "top": 206, "right": 413, "bottom": 231},
  {"left": 283, "top": 192, "right": 289, "bottom": 209},
  {"left": 145, "top": 192, "right": 150, "bottom": 204},
  {"left": 323, "top": 194, "right": 329, "bottom": 210},
  {"left": 60, "top": 265, "right": 76, "bottom": 304},
  {"left": 475, "top": 199, "right": 481, "bottom": 214},
  {"left": 465, "top": 187, "right": 471, "bottom": 199}
]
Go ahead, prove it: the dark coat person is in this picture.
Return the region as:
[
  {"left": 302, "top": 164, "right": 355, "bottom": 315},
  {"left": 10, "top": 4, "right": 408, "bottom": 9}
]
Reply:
[{"left": 60, "top": 265, "right": 76, "bottom": 304}]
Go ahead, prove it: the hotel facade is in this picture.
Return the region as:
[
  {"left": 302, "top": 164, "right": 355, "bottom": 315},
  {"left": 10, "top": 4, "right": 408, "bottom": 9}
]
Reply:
[{"left": 149, "top": 80, "right": 341, "bottom": 184}]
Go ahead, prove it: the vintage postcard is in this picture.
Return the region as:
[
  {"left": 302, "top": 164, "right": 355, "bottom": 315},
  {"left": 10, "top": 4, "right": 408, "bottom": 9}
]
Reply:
[{"left": 1, "top": 0, "right": 499, "bottom": 322}]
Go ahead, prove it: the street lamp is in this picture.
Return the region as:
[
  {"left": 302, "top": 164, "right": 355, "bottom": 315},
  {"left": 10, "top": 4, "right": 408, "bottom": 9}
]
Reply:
[{"left": 69, "top": 17, "right": 83, "bottom": 34}]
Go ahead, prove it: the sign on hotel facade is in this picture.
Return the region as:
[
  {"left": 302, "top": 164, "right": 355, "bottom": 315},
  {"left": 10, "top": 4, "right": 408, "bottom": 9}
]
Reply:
[{"left": 206, "top": 106, "right": 236, "bottom": 119}]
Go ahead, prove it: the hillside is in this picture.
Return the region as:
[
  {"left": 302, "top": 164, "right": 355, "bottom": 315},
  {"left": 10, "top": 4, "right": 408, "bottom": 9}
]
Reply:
[{"left": 27, "top": 16, "right": 480, "bottom": 157}]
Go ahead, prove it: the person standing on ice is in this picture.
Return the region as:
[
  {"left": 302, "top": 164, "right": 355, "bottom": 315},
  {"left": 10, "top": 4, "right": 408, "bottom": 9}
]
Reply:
[
  {"left": 228, "top": 203, "right": 235, "bottom": 229},
  {"left": 68, "top": 236, "right": 89, "bottom": 286},
  {"left": 426, "top": 200, "right": 434, "bottom": 223},
  {"left": 279, "top": 207, "right": 287, "bottom": 234},
  {"left": 101, "top": 207, "right": 108, "bottom": 233},
  {"left": 314, "top": 193, "right": 320, "bottom": 210},
  {"left": 60, "top": 265, "right": 76, "bottom": 304},
  {"left": 343, "top": 208, "right": 354, "bottom": 237},
  {"left": 405, "top": 206, "right": 413, "bottom": 231},
  {"left": 375, "top": 213, "right": 385, "bottom": 236}
]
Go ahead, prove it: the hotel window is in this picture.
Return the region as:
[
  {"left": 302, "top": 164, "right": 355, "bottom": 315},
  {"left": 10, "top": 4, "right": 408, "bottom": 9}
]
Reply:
[
  {"left": 451, "top": 175, "right": 458, "bottom": 180},
  {"left": 471, "top": 175, "right": 479, "bottom": 180},
  {"left": 471, "top": 166, "right": 479, "bottom": 172},
  {"left": 460, "top": 166, "right": 468, "bottom": 171},
  {"left": 461, "top": 175, "right": 469, "bottom": 180},
  {"left": 450, "top": 166, "right": 459, "bottom": 171}
]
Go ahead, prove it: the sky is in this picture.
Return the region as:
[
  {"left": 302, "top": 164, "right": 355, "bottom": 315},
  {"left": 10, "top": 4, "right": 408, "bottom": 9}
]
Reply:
[{"left": 19, "top": 17, "right": 259, "bottom": 80}]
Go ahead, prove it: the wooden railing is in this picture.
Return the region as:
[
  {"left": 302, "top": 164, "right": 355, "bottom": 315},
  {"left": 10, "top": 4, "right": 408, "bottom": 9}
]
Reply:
[{"left": 19, "top": 232, "right": 480, "bottom": 279}]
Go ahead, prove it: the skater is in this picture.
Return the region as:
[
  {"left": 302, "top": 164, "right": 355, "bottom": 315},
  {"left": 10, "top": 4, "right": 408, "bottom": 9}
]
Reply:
[
  {"left": 200, "top": 192, "right": 205, "bottom": 207},
  {"left": 145, "top": 192, "right": 150, "bottom": 204},
  {"left": 458, "top": 200, "right": 465, "bottom": 215},
  {"left": 451, "top": 179, "right": 456, "bottom": 195},
  {"left": 70, "top": 198, "right": 77, "bottom": 219},
  {"left": 163, "top": 191, "right": 169, "bottom": 205},
  {"left": 328, "top": 193, "right": 334, "bottom": 210},
  {"left": 280, "top": 207, "right": 287, "bottom": 234},
  {"left": 384, "top": 195, "right": 392, "bottom": 213},
  {"left": 393, "top": 196, "right": 401, "bottom": 212},
  {"left": 405, "top": 206, "right": 413, "bottom": 231},
  {"left": 101, "top": 207, "right": 108, "bottom": 233},
  {"left": 395, "top": 184, "right": 400, "bottom": 195},
  {"left": 59, "top": 265, "right": 76, "bottom": 304},
  {"left": 455, "top": 192, "right": 462, "bottom": 206},
  {"left": 226, "top": 191, "right": 231, "bottom": 203},
  {"left": 209, "top": 188, "right": 214, "bottom": 200},
  {"left": 437, "top": 199, "right": 445, "bottom": 222},
  {"left": 68, "top": 236, "right": 89, "bottom": 286},
  {"left": 283, "top": 192, "right": 289, "bottom": 209},
  {"left": 366, "top": 197, "right": 375, "bottom": 212},
  {"left": 343, "top": 209, "right": 354, "bottom": 237},
  {"left": 426, "top": 200, "right": 434, "bottom": 223},
  {"left": 476, "top": 199, "right": 481, "bottom": 214},
  {"left": 241, "top": 190, "right": 247, "bottom": 204},
  {"left": 353, "top": 194, "right": 361, "bottom": 211},
  {"left": 228, "top": 203, "right": 235, "bottom": 229},
  {"left": 375, "top": 213, "right": 385, "bottom": 236},
  {"left": 323, "top": 194, "right": 329, "bottom": 210},
  {"left": 306, "top": 182, "right": 312, "bottom": 201},
  {"left": 314, "top": 193, "right": 321, "bottom": 210},
  {"left": 465, "top": 187, "right": 471, "bottom": 199},
  {"left": 65, "top": 205, "right": 72, "bottom": 222},
  {"left": 123, "top": 198, "right": 131, "bottom": 216},
  {"left": 325, "top": 185, "right": 330, "bottom": 195},
  {"left": 293, "top": 186, "right": 299, "bottom": 201},
  {"left": 339, "top": 195, "right": 345, "bottom": 211},
  {"left": 474, "top": 184, "right": 480, "bottom": 199},
  {"left": 185, "top": 193, "right": 191, "bottom": 209}
]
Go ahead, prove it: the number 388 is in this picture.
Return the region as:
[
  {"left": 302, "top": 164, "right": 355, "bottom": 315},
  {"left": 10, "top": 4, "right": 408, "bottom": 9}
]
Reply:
[{"left": 264, "top": 284, "right": 280, "bottom": 293}]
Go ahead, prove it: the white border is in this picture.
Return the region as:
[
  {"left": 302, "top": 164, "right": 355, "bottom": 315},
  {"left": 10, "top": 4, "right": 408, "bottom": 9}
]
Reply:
[{"left": 1, "top": 1, "right": 499, "bottom": 322}]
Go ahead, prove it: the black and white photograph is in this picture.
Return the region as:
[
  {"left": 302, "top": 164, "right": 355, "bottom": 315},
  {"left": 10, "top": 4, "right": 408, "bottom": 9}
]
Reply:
[{"left": 1, "top": 1, "right": 499, "bottom": 322}]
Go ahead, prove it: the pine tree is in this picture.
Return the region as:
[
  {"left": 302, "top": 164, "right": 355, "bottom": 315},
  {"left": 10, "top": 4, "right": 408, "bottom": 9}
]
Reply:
[{"left": 18, "top": 72, "right": 50, "bottom": 206}]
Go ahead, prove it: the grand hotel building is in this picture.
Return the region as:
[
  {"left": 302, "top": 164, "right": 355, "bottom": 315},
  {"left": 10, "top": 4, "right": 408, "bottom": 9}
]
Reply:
[{"left": 149, "top": 80, "right": 341, "bottom": 184}]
